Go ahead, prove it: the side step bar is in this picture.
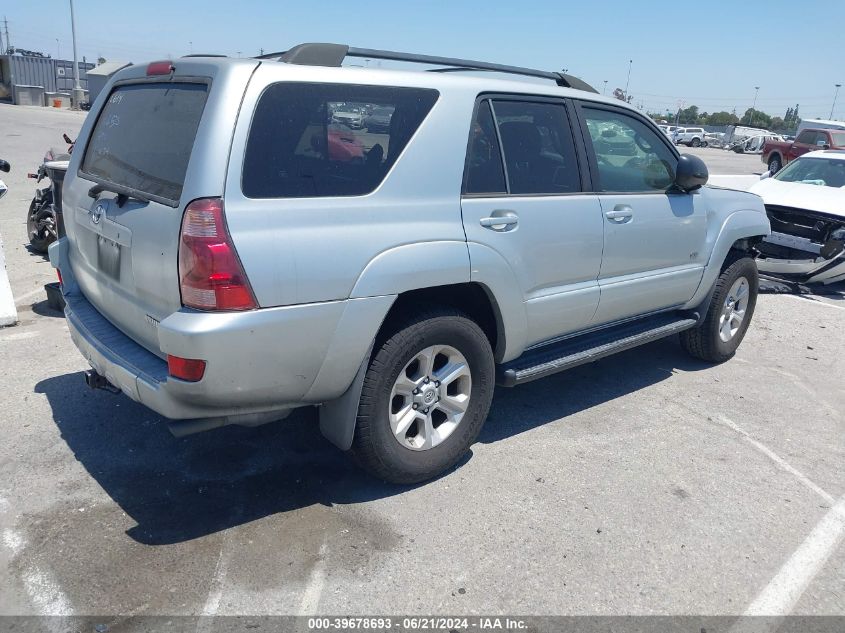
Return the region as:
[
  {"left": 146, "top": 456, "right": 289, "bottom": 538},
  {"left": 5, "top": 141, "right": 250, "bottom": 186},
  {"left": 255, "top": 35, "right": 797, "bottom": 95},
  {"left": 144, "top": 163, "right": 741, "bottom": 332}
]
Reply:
[{"left": 497, "top": 313, "right": 697, "bottom": 387}]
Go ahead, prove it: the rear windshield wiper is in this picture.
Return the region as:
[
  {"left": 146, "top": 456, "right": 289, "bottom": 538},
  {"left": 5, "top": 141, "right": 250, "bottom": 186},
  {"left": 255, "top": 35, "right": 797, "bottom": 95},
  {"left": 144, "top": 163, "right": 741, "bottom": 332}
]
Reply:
[{"left": 88, "top": 183, "right": 151, "bottom": 207}]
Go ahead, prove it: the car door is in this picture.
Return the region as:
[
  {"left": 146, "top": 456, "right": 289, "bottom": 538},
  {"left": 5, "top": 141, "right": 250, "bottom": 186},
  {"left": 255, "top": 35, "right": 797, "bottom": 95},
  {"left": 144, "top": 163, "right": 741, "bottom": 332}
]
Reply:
[
  {"left": 790, "top": 130, "right": 817, "bottom": 161},
  {"left": 461, "top": 97, "right": 604, "bottom": 348},
  {"left": 575, "top": 103, "right": 708, "bottom": 325}
]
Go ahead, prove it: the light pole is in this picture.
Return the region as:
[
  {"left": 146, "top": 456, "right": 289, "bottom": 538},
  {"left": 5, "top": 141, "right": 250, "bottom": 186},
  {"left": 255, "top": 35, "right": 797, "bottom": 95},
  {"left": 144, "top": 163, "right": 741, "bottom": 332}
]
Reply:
[
  {"left": 751, "top": 86, "right": 760, "bottom": 126},
  {"left": 603, "top": 80, "right": 608, "bottom": 95},
  {"left": 69, "top": 0, "right": 83, "bottom": 109},
  {"left": 831, "top": 84, "right": 842, "bottom": 120},
  {"left": 624, "top": 59, "right": 632, "bottom": 101}
]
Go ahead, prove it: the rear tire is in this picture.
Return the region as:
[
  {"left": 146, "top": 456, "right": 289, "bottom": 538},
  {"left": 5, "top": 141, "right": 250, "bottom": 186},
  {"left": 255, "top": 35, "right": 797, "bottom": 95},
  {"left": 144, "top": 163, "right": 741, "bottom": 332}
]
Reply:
[
  {"left": 350, "top": 307, "right": 495, "bottom": 484},
  {"left": 27, "top": 198, "right": 56, "bottom": 254},
  {"left": 681, "top": 257, "right": 758, "bottom": 363},
  {"left": 691, "top": 138, "right": 701, "bottom": 147},
  {"left": 768, "top": 155, "right": 782, "bottom": 174}
]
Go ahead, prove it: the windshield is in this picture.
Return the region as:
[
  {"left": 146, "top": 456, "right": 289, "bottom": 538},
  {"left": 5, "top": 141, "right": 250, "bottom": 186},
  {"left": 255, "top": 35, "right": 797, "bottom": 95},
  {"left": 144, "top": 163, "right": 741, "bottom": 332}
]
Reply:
[
  {"left": 81, "top": 82, "right": 208, "bottom": 205},
  {"left": 773, "top": 156, "right": 845, "bottom": 187}
]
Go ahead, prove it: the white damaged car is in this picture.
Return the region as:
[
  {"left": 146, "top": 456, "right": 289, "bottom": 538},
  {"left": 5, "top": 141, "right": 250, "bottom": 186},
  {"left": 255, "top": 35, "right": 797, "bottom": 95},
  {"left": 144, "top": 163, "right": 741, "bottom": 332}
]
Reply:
[{"left": 749, "top": 150, "right": 845, "bottom": 285}]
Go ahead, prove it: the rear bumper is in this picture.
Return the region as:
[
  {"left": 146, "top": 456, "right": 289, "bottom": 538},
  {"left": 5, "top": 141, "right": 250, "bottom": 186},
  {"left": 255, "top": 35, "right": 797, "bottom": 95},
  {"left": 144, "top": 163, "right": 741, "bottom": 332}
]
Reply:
[{"left": 63, "top": 288, "right": 394, "bottom": 420}]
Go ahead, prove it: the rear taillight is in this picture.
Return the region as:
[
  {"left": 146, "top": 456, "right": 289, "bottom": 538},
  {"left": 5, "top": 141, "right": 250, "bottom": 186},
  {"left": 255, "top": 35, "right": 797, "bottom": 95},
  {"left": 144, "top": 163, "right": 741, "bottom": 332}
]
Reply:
[
  {"left": 167, "top": 355, "right": 206, "bottom": 382},
  {"left": 178, "top": 198, "right": 257, "bottom": 311},
  {"left": 56, "top": 268, "right": 63, "bottom": 286}
]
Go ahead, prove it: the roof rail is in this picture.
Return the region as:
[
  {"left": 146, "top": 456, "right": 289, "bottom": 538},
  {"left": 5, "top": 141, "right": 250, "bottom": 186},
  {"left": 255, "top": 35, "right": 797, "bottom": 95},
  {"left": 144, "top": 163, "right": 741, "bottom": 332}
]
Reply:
[{"left": 257, "top": 43, "right": 598, "bottom": 93}]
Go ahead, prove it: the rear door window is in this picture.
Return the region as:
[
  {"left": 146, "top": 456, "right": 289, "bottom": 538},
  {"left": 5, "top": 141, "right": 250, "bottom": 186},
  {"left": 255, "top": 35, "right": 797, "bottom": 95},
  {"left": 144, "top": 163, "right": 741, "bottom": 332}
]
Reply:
[
  {"left": 463, "top": 100, "right": 507, "bottom": 195},
  {"left": 81, "top": 82, "right": 209, "bottom": 205},
  {"left": 242, "top": 83, "right": 438, "bottom": 198},
  {"left": 491, "top": 100, "right": 581, "bottom": 195}
]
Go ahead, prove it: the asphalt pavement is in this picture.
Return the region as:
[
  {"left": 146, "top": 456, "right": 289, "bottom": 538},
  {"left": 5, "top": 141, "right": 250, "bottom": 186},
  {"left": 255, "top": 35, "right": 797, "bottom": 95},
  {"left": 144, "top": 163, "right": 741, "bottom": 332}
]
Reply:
[{"left": 0, "top": 103, "right": 842, "bottom": 621}]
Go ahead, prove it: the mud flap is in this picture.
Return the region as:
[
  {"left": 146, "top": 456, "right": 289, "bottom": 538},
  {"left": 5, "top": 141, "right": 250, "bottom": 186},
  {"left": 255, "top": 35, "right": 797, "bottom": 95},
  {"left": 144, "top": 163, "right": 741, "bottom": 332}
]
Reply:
[{"left": 319, "top": 344, "right": 372, "bottom": 450}]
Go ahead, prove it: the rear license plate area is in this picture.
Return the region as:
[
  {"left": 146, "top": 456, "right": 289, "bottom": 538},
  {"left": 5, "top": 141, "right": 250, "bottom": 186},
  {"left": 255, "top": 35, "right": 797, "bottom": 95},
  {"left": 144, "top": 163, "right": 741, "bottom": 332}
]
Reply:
[{"left": 97, "top": 235, "right": 121, "bottom": 280}]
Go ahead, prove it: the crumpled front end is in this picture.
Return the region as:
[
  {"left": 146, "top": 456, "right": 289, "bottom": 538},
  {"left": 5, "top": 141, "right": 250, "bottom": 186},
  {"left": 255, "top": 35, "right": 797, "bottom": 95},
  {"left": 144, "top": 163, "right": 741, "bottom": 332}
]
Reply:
[{"left": 757, "top": 205, "right": 845, "bottom": 284}]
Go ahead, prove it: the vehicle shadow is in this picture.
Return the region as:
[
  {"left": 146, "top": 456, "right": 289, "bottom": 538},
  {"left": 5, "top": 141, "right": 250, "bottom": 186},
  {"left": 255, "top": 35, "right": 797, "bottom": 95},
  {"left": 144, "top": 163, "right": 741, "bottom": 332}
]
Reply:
[
  {"left": 35, "top": 336, "right": 709, "bottom": 546},
  {"left": 24, "top": 244, "right": 50, "bottom": 260},
  {"left": 477, "top": 336, "right": 709, "bottom": 444}
]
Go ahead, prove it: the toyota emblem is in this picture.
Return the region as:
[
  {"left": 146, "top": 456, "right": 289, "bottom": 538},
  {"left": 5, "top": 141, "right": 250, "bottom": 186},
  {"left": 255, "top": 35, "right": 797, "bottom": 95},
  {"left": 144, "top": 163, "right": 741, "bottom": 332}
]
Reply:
[{"left": 92, "top": 205, "right": 104, "bottom": 225}]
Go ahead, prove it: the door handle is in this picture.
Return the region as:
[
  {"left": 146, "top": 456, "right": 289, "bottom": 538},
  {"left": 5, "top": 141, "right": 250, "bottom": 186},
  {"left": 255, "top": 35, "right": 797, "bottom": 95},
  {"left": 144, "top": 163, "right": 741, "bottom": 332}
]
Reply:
[
  {"left": 605, "top": 205, "right": 633, "bottom": 223},
  {"left": 480, "top": 212, "right": 519, "bottom": 231}
]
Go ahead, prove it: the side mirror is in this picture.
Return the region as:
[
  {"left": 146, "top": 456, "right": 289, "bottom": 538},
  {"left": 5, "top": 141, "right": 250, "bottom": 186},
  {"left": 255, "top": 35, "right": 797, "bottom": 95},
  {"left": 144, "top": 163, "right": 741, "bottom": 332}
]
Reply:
[
  {"left": 0, "top": 159, "right": 9, "bottom": 173},
  {"left": 760, "top": 171, "right": 771, "bottom": 180},
  {"left": 674, "top": 154, "right": 708, "bottom": 192}
]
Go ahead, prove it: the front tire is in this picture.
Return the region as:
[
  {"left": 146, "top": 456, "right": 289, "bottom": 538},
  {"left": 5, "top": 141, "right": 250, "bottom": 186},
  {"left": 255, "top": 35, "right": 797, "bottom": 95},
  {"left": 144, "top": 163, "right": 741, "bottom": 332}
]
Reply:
[
  {"left": 768, "top": 155, "right": 782, "bottom": 174},
  {"left": 681, "top": 257, "right": 758, "bottom": 363},
  {"left": 351, "top": 307, "right": 495, "bottom": 484}
]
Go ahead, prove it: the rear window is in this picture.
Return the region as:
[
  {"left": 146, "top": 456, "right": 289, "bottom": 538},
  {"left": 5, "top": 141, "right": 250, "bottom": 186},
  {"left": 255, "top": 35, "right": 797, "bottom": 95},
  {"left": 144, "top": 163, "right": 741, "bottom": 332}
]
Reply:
[
  {"left": 242, "top": 83, "right": 438, "bottom": 198},
  {"left": 81, "top": 82, "right": 208, "bottom": 205}
]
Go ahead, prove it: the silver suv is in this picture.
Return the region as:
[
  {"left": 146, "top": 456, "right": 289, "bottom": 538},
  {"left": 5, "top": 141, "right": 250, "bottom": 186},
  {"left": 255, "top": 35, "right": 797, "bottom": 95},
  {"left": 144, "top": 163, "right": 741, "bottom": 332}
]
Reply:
[
  {"left": 673, "top": 127, "right": 706, "bottom": 147},
  {"left": 51, "top": 44, "right": 770, "bottom": 483}
]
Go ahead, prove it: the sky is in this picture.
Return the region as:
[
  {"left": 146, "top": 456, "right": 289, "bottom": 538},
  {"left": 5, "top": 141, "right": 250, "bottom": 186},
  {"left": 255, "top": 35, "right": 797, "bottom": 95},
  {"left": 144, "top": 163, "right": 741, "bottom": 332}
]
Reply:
[{"left": 2, "top": 0, "right": 843, "bottom": 121}]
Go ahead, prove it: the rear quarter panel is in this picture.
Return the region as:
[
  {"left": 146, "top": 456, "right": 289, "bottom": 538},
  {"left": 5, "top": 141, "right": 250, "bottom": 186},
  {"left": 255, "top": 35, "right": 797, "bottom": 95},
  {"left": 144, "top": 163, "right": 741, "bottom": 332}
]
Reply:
[{"left": 223, "top": 63, "right": 478, "bottom": 307}]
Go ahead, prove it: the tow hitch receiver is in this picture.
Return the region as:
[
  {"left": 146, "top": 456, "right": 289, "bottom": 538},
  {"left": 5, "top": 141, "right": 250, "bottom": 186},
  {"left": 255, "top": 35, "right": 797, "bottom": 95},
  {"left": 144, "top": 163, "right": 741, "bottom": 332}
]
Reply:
[{"left": 84, "top": 369, "right": 121, "bottom": 394}]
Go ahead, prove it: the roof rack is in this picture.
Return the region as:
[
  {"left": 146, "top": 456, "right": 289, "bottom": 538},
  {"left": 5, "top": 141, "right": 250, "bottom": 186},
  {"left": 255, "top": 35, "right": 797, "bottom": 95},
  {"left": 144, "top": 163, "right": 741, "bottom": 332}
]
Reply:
[{"left": 257, "top": 43, "right": 598, "bottom": 93}]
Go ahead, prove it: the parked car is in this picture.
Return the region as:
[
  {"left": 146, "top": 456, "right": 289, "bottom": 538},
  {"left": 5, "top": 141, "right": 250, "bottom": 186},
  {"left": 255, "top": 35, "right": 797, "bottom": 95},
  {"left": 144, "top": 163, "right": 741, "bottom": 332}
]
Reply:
[
  {"left": 332, "top": 107, "right": 365, "bottom": 129},
  {"left": 0, "top": 158, "right": 9, "bottom": 200},
  {"left": 365, "top": 105, "right": 394, "bottom": 133},
  {"left": 673, "top": 127, "right": 706, "bottom": 147},
  {"left": 730, "top": 133, "right": 783, "bottom": 155},
  {"left": 702, "top": 132, "right": 723, "bottom": 148},
  {"left": 761, "top": 128, "right": 845, "bottom": 174},
  {"left": 51, "top": 44, "right": 770, "bottom": 483},
  {"left": 750, "top": 150, "right": 845, "bottom": 285}
]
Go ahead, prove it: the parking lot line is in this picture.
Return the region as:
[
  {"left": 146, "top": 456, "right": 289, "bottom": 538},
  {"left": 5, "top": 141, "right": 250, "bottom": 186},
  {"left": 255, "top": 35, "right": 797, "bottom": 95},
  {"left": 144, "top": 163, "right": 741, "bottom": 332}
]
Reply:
[
  {"left": 198, "top": 533, "right": 233, "bottom": 622},
  {"left": 13, "top": 286, "right": 46, "bottom": 306},
  {"left": 0, "top": 330, "right": 40, "bottom": 342},
  {"left": 715, "top": 414, "right": 834, "bottom": 505},
  {"left": 743, "top": 494, "right": 845, "bottom": 617},
  {"left": 776, "top": 294, "right": 845, "bottom": 311},
  {"left": 704, "top": 413, "right": 842, "bottom": 621}
]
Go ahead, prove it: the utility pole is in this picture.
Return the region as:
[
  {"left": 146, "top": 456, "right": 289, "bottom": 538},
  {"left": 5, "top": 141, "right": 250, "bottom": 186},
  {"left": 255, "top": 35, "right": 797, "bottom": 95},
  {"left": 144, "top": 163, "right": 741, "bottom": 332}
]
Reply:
[
  {"left": 624, "top": 59, "right": 632, "bottom": 100},
  {"left": 2, "top": 16, "right": 11, "bottom": 54},
  {"left": 602, "top": 80, "right": 607, "bottom": 95},
  {"left": 831, "top": 84, "right": 842, "bottom": 120},
  {"left": 69, "top": 0, "right": 84, "bottom": 109},
  {"left": 751, "top": 86, "right": 760, "bottom": 126}
]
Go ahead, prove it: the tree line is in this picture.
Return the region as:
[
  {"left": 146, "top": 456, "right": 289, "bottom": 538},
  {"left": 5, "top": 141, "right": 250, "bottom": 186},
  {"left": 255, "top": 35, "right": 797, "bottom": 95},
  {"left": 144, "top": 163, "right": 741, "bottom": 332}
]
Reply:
[
  {"left": 645, "top": 103, "right": 801, "bottom": 133},
  {"left": 610, "top": 85, "right": 802, "bottom": 133}
]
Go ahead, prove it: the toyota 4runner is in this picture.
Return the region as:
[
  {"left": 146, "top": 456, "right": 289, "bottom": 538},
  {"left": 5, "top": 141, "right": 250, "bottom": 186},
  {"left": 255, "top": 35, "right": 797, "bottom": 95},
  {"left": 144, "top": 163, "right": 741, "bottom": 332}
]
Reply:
[{"left": 51, "top": 44, "right": 771, "bottom": 483}]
